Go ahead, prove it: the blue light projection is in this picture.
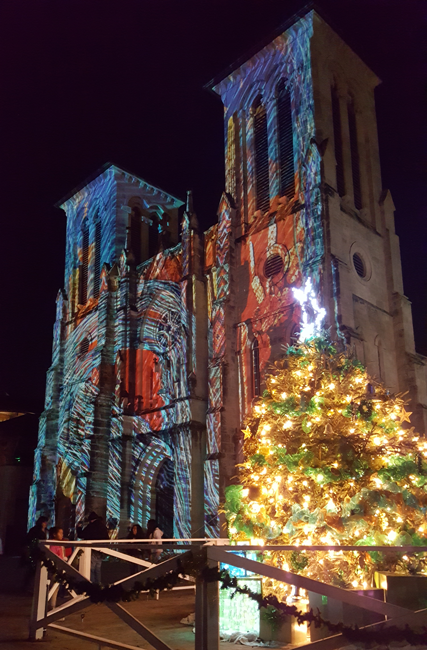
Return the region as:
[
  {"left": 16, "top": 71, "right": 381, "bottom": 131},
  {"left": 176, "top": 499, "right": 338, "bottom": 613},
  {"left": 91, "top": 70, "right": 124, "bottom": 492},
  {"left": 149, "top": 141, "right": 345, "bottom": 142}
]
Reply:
[
  {"left": 30, "top": 10, "right": 326, "bottom": 540},
  {"left": 205, "top": 10, "right": 324, "bottom": 534},
  {"left": 29, "top": 165, "right": 189, "bottom": 536}
]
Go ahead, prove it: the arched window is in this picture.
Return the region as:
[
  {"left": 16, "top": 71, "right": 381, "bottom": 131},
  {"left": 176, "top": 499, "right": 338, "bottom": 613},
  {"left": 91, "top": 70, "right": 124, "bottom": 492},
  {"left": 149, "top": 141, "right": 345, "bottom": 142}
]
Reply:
[
  {"left": 253, "top": 96, "right": 269, "bottom": 213},
  {"left": 277, "top": 80, "right": 294, "bottom": 200},
  {"left": 130, "top": 207, "right": 142, "bottom": 265},
  {"left": 252, "top": 338, "right": 261, "bottom": 397},
  {"left": 331, "top": 85, "right": 345, "bottom": 197},
  {"left": 348, "top": 96, "right": 362, "bottom": 209},
  {"left": 174, "top": 357, "right": 182, "bottom": 398},
  {"left": 149, "top": 214, "right": 159, "bottom": 258},
  {"left": 79, "top": 223, "right": 89, "bottom": 305},
  {"left": 93, "top": 219, "right": 101, "bottom": 299},
  {"left": 226, "top": 115, "right": 237, "bottom": 198}
]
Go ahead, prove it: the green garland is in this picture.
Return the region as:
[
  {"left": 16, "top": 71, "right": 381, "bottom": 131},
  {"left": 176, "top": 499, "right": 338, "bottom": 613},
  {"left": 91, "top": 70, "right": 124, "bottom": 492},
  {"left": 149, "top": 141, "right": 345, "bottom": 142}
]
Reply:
[{"left": 31, "top": 545, "right": 427, "bottom": 645}]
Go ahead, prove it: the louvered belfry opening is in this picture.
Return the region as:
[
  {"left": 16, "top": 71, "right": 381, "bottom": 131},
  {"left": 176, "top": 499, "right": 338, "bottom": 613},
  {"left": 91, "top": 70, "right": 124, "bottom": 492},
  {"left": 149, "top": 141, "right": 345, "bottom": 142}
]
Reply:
[
  {"left": 353, "top": 252, "right": 366, "bottom": 278},
  {"left": 348, "top": 97, "right": 362, "bottom": 210},
  {"left": 80, "top": 337, "right": 89, "bottom": 356},
  {"left": 93, "top": 219, "right": 101, "bottom": 299},
  {"left": 149, "top": 214, "right": 159, "bottom": 259},
  {"left": 79, "top": 224, "right": 89, "bottom": 305},
  {"left": 252, "top": 338, "right": 261, "bottom": 397},
  {"left": 331, "top": 86, "right": 345, "bottom": 197},
  {"left": 264, "top": 253, "right": 284, "bottom": 279},
  {"left": 129, "top": 207, "right": 142, "bottom": 265},
  {"left": 277, "top": 79, "right": 295, "bottom": 200},
  {"left": 253, "top": 96, "right": 270, "bottom": 213}
]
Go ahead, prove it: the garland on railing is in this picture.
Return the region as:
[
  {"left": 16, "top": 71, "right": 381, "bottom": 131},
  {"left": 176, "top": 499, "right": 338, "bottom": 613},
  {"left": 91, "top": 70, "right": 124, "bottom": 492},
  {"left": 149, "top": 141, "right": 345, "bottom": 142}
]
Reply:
[
  {"left": 218, "top": 572, "right": 427, "bottom": 646},
  {"left": 30, "top": 544, "right": 427, "bottom": 646}
]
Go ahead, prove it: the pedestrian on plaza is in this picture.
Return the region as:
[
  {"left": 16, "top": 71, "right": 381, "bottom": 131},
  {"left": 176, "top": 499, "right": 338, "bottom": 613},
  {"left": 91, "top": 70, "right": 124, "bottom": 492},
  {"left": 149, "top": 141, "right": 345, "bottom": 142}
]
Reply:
[
  {"left": 26, "top": 516, "right": 48, "bottom": 544},
  {"left": 126, "top": 523, "right": 145, "bottom": 551},
  {"left": 127, "top": 523, "right": 145, "bottom": 540},
  {"left": 48, "top": 526, "right": 66, "bottom": 562},
  {"left": 21, "top": 516, "right": 49, "bottom": 592},
  {"left": 48, "top": 527, "right": 66, "bottom": 610},
  {"left": 76, "top": 511, "right": 109, "bottom": 584},
  {"left": 146, "top": 519, "right": 163, "bottom": 563},
  {"left": 125, "top": 523, "right": 146, "bottom": 565}
]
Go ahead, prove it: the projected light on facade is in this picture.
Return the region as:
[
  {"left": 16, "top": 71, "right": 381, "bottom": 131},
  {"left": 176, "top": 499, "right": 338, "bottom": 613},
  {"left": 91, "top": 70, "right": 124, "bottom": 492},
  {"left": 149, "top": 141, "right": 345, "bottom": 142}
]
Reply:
[{"left": 30, "top": 10, "right": 347, "bottom": 538}]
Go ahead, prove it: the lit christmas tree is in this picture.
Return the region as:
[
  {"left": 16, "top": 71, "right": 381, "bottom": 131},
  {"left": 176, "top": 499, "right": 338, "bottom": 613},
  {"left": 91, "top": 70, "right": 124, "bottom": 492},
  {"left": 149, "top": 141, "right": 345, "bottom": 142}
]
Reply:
[{"left": 224, "top": 280, "right": 427, "bottom": 591}]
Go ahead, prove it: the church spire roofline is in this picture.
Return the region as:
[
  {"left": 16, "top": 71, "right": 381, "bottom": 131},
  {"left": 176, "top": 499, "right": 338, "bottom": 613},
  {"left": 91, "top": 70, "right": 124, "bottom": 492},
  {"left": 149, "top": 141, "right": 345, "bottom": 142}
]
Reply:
[
  {"left": 204, "top": 2, "right": 378, "bottom": 94},
  {"left": 55, "top": 162, "right": 184, "bottom": 210},
  {"left": 204, "top": 2, "right": 317, "bottom": 92}
]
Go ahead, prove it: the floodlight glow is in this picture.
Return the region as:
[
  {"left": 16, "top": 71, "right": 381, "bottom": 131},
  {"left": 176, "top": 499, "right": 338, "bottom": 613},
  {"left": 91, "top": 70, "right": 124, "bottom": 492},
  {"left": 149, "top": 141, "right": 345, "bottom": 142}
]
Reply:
[
  {"left": 293, "top": 278, "right": 326, "bottom": 341},
  {"left": 219, "top": 577, "right": 262, "bottom": 636}
]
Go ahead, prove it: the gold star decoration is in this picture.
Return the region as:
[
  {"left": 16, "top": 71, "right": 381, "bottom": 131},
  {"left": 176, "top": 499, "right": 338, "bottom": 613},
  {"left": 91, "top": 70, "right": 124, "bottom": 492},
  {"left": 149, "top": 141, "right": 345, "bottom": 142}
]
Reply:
[
  {"left": 399, "top": 408, "right": 412, "bottom": 423},
  {"left": 242, "top": 427, "right": 252, "bottom": 439}
]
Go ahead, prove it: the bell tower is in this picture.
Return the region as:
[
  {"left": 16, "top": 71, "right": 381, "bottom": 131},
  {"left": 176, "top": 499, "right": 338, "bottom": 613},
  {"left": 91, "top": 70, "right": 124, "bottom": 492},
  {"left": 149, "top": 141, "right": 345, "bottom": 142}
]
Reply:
[
  {"left": 207, "top": 3, "right": 427, "bottom": 505},
  {"left": 309, "top": 13, "right": 427, "bottom": 434}
]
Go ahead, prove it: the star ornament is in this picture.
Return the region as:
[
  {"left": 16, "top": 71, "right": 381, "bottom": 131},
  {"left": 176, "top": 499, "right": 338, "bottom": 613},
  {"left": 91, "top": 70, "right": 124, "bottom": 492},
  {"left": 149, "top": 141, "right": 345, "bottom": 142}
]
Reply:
[
  {"left": 399, "top": 408, "right": 412, "bottom": 423},
  {"left": 293, "top": 277, "right": 326, "bottom": 342},
  {"left": 242, "top": 426, "right": 252, "bottom": 439}
]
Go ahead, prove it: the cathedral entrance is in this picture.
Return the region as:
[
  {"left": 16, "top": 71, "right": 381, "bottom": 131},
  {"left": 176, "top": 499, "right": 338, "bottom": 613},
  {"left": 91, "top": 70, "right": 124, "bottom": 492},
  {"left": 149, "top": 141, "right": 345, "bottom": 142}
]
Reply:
[
  {"left": 154, "top": 458, "right": 174, "bottom": 539},
  {"left": 133, "top": 439, "right": 175, "bottom": 535}
]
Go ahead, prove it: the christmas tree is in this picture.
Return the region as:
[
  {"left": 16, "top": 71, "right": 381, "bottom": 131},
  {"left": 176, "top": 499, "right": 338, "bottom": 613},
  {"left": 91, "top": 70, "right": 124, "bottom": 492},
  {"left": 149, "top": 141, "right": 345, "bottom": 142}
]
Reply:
[{"left": 224, "top": 280, "right": 427, "bottom": 591}]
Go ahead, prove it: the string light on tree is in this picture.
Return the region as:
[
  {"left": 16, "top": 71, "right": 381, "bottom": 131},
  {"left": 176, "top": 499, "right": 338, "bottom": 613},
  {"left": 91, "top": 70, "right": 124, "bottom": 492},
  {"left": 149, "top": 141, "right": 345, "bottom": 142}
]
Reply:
[{"left": 224, "top": 277, "right": 427, "bottom": 593}]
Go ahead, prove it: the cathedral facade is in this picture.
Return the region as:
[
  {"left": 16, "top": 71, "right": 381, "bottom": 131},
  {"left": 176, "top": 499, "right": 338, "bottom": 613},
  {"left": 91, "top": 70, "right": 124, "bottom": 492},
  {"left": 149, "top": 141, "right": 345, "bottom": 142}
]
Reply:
[{"left": 29, "top": 8, "right": 427, "bottom": 537}]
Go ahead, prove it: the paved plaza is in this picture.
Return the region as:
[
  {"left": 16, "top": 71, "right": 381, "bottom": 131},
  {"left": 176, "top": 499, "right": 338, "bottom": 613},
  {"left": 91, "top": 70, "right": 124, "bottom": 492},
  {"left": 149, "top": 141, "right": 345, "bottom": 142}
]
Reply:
[{"left": 1, "top": 591, "right": 199, "bottom": 650}]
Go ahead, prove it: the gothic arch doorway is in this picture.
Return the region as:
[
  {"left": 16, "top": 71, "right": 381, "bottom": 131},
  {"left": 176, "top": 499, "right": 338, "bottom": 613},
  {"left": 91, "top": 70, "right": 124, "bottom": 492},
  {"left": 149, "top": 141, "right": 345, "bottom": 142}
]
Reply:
[
  {"left": 133, "top": 440, "right": 174, "bottom": 534},
  {"left": 155, "top": 457, "right": 174, "bottom": 539}
]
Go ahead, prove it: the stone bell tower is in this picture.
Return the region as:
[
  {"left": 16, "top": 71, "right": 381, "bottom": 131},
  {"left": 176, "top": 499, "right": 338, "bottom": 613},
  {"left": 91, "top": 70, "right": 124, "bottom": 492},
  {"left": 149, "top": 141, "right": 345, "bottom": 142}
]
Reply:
[{"left": 205, "top": 4, "right": 426, "bottom": 522}]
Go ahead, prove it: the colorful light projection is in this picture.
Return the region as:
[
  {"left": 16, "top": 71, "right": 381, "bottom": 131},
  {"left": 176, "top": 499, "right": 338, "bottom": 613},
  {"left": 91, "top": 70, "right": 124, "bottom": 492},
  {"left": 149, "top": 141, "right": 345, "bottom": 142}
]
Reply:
[
  {"left": 204, "top": 195, "right": 232, "bottom": 537},
  {"left": 112, "top": 241, "right": 194, "bottom": 537},
  {"left": 205, "top": 11, "right": 324, "bottom": 533},
  {"left": 31, "top": 12, "right": 327, "bottom": 541},
  {"left": 30, "top": 166, "right": 190, "bottom": 537},
  {"left": 30, "top": 168, "right": 119, "bottom": 529}
]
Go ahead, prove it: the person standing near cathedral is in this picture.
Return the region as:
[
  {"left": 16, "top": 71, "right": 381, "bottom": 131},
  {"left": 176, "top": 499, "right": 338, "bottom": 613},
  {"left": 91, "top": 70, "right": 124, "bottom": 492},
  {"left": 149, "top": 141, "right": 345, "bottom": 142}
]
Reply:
[
  {"left": 26, "top": 516, "right": 48, "bottom": 544},
  {"left": 21, "top": 516, "right": 49, "bottom": 592},
  {"left": 147, "top": 519, "right": 163, "bottom": 562},
  {"left": 76, "top": 512, "right": 109, "bottom": 583},
  {"left": 125, "top": 523, "right": 145, "bottom": 558},
  {"left": 47, "top": 527, "right": 66, "bottom": 610}
]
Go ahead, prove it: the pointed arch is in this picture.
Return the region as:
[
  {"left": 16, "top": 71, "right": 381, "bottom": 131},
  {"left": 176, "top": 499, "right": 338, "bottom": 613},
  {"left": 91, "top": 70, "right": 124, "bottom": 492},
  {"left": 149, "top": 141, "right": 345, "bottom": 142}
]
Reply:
[
  {"left": 277, "top": 79, "right": 294, "bottom": 200},
  {"left": 132, "top": 439, "right": 173, "bottom": 529},
  {"left": 93, "top": 218, "right": 102, "bottom": 298},
  {"left": 149, "top": 214, "right": 159, "bottom": 258},
  {"left": 79, "top": 222, "right": 89, "bottom": 305},
  {"left": 252, "top": 337, "right": 261, "bottom": 397},
  {"left": 130, "top": 206, "right": 142, "bottom": 265},
  {"left": 253, "top": 95, "right": 269, "bottom": 213},
  {"left": 348, "top": 95, "right": 362, "bottom": 209},
  {"left": 331, "top": 84, "right": 345, "bottom": 197}
]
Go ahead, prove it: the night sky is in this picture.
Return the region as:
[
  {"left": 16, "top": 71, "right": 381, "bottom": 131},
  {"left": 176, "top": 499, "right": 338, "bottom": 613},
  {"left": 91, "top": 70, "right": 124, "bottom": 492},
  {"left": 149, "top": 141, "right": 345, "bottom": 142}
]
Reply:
[{"left": 0, "top": 0, "right": 425, "bottom": 413}]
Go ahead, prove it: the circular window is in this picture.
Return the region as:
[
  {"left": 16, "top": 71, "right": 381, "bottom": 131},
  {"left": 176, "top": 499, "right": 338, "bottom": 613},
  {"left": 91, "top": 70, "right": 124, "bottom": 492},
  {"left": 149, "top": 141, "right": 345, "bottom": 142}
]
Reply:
[
  {"left": 353, "top": 253, "right": 366, "bottom": 278},
  {"left": 264, "top": 254, "right": 284, "bottom": 278}
]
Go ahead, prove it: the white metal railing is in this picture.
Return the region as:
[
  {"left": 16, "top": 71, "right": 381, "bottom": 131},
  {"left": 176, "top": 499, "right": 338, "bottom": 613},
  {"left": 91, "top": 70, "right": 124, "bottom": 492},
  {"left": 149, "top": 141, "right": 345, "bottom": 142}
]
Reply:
[{"left": 29, "top": 540, "right": 427, "bottom": 650}]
